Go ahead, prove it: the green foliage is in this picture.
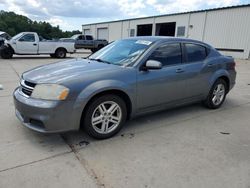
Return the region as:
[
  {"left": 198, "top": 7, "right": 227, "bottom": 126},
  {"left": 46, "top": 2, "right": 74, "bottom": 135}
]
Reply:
[{"left": 0, "top": 10, "right": 81, "bottom": 39}]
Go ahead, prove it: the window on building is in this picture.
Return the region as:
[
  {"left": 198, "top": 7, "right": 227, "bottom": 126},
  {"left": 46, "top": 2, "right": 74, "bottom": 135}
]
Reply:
[
  {"left": 155, "top": 22, "right": 176, "bottom": 36},
  {"left": 130, "top": 29, "right": 135, "bottom": 37},
  {"left": 177, "top": 26, "right": 185, "bottom": 37},
  {"left": 185, "top": 43, "right": 207, "bottom": 63},
  {"left": 149, "top": 43, "right": 182, "bottom": 66},
  {"left": 137, "top": 24, "right": 152, "bottom": 36}
]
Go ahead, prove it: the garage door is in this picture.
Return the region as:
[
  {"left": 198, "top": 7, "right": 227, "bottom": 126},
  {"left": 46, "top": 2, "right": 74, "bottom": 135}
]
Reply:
[
  {"left": 97, "top": 28, "right": 108, "bottom": 40},
  {"left": 84, "top": 29, "right": 91, "bottom": 35}
]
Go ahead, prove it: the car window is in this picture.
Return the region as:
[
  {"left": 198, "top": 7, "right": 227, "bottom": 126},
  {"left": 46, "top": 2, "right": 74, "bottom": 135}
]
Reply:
[
  {"left": 19, "top": 34, "right": 35, "bottom": 42},
  {"left": 149, "top": 43, "right": 182, "bottom": 66},
  {"left": 78, "top": 35, "right": 84, "bottom": 40},
  {"left": 86, "top": 35, "right": 93, "bottom": 40},
  {"left": 185, "top": 43, "right": 207, "bottom": 63}
]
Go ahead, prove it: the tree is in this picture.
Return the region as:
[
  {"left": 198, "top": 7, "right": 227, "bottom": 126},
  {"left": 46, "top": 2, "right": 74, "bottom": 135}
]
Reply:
[{"left": 0, "top": 10, "right": 81, "bottom": 39}]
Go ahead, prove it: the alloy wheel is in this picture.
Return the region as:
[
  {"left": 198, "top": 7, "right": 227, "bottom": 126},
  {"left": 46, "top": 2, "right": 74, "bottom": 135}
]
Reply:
[
  {"left": 91, "top": 101, "right": 122, "bottom": 134},
  {"left": 212, "top": 83, "right": 225, "bottom": 106}
]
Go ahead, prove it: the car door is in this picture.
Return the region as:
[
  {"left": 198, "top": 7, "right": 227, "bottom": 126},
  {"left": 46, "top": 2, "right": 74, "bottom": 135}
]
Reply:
[
  {"left": 16, "top": 34, "right": 38, "bottom": 54},
  {"left": 85, "top": 35, "right": 94, "bottom": 47},
  {"left": 182, "top": 43, "right": 214, "bottom": 98},
  {"left": 137, "top": 42, "right": 188, "bottom": 110}
]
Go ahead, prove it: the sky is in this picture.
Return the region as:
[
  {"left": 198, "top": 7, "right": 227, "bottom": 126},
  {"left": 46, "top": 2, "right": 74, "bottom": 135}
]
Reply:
[{"left": 0, "top": 0, "right": 249, "bottom": 31}]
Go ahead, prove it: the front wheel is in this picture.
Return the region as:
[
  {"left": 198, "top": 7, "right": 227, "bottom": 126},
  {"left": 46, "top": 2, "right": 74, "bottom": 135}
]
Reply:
[
  {"left": 0, "top": 46, "right": 13, "bottom": 59},
  {"left": 203, "top": 79, "right": 227, "bottom": 109},
  {"left": 91, "top": 48, "right": 97, "bottom": 53},
  {"left": 83, "top": 95, "right": 127, "bottom": 139},
  {"left": 50, "top": 54, "right": 56, "bottom": 58}
]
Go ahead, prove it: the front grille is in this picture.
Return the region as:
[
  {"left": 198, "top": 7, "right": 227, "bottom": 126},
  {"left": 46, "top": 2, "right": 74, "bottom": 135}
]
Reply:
[{"left": 20, "top": 79, "right": 36, "bottom": 97}]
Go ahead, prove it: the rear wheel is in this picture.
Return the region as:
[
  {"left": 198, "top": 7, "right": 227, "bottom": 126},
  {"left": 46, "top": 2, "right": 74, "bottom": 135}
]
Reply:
[
  {"left": 204, "top": 79, "right": 227, "bottom": 109},
  {"left": 82, "top": 95, "right": 127, "bottom": 139},
  {"left": 91, "top": 48, "right": 97, "bottom": 53},
  {"left": 55, "top": 48, "right": 66, "bottom": 58},
  {"left": 50, "top": 54, "right": 56, "bottom": 58},
  {"left": 0, "top": 46, "right": 13, "bottom": 59},
  {"left": 97, "top": 44, "right": 104, "bottom": 50}
]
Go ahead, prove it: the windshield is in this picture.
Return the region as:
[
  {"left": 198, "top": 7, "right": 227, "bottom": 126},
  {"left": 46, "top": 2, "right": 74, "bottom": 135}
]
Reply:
[
  {"left": 88, "top": 39, "right": 153, "bottom": 66},
  {"left": 71, "top": 34, "right": 80, "bottom": 39},
  {"left": 12, "top": 33, "right": 23, "bottom": 40}
]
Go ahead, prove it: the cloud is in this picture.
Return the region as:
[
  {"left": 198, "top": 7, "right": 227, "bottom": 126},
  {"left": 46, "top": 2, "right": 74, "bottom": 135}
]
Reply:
[
  {"left": 0, "top": 0, "right": 244, "bottom": 30},
  {"left": 146, "top": 0, "right": 241, "bottom": 14}
]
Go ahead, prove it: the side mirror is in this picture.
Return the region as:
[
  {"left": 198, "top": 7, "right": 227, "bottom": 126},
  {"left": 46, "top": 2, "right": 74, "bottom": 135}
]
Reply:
[
  {"left": 19, "top": 38, "right": 24, "bottom": 42},
  {"left": 145, "top": 60, "right": 162, "bottom": 70}
]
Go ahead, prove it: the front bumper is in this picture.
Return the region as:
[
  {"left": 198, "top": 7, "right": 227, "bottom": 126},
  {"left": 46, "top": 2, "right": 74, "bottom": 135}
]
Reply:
[{"left": 13, "top": 88, "right": 80, "bottom": 133}]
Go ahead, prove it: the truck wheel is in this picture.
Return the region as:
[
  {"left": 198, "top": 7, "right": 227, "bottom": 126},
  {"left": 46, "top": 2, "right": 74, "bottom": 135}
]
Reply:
[
  {"left": 50, "top": 54, "right": 55, "bottom": 58},
  {"left": 55, "top": 48, "right": 66, "bottom": 58},
  {"left": 97, "top": 44, "right": 104, "bottom": 50},
  {"left": 0, "top": 46, "right": 13, "bottom": 59},
  {"left": 91, "top": 48, "right": 97, "bottom": 53}
]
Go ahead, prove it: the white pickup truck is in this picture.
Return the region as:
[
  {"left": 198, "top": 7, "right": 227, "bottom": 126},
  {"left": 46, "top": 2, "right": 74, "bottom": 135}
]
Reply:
[{"left": 0, "top": 32, "right": 76, "bottom": 59}]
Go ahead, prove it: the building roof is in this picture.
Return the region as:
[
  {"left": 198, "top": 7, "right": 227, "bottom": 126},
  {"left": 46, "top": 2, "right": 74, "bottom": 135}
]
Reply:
[{"left": 82, "top": 4, "right": 250, "bottom": 26}]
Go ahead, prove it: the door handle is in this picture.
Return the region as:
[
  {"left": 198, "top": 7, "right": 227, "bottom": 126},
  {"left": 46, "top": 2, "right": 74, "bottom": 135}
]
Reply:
[
  {"left": 176, "top": 68, "right": 184, "bottom": 73},
  {"left": 33, "top": 43, "right": 37, "bottom": 46}
]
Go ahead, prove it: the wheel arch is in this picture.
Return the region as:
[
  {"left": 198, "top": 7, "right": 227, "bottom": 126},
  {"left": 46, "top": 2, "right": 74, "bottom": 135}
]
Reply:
[
  {"left": 55, "top": 47, "right": 67, "bottom": 53},
  {"left": 209, "top": 70, "right": 230, "bottom": 93},
  {"left": 80, "top": 89, "right": 133, "bottom": 125},
  {"left": 218, "top": 76, "right": 230, "bottom": 93},
  {"left": 6, "top": 44, "right": 15, "bottom": 53}
]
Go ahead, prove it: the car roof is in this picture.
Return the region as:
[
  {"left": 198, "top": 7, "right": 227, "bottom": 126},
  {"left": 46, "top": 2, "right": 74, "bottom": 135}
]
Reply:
[
  {"left": 0, "top": 31, "right": 5, "bottom": 35},
  {"left": 124, "top": 36, "right": 211, "bottom": 47}
]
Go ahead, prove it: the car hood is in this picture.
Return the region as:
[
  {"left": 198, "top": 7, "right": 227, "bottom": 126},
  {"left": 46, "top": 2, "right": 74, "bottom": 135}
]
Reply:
[{"left": 22, "top": 58, "right": 123, "bottom": 84}]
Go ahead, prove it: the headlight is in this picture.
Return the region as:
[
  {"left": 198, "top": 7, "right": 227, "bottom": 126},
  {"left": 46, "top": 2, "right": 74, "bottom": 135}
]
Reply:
[{"left": 31, "top": 84, "right": 69, "bottom": 100}]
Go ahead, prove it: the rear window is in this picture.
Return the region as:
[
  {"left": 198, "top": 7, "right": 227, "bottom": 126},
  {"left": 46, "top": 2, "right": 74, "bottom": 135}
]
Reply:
[
  {"left": 86, "top": 35, "right": 93, "bottom": 40},
  {"left": 185, "top": 43, "right": 207, "bottom": 63}
]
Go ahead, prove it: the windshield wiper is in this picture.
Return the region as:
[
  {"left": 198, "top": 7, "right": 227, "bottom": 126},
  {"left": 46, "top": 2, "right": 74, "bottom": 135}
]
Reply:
[{"left": 88, "top": 58, "right": 111, "bottom": 64}]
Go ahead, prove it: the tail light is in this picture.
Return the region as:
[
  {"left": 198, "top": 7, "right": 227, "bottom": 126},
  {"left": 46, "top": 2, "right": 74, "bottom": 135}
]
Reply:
[{"left": 228, "top": 61, "right": 236, "bottom": 70}]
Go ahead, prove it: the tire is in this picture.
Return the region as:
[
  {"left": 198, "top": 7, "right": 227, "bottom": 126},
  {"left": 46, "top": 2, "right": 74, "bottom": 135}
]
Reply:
[
  {"left": 0, "top": 46, "right": 13, "bottom": 59},
  {"left": 50, "top": 54, "right": 56, "bottom": 58},
  {"left": 55, "top": 48, "right": 66, "bottom": 58},
  {"left": 91, "top": 48, "right": 97, "bottom": 53},
  {"left": 97, "top": 44, "right": 104, "bottom": 50},
  {"left": 203, "top": 79, "right": 227, "bottom": 109},
  {"left": 83, "top": 94, "right": 127, "bottom": 139}
]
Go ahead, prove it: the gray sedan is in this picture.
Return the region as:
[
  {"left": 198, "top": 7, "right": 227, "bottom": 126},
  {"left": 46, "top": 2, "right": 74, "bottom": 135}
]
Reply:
[{"left": 13, "top": 37, "right": 236, "bottom": 139}]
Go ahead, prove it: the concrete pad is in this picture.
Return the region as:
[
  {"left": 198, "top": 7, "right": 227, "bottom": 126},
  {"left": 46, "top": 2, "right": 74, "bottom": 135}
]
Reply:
[
  {"left": 0, "top": 81, "right": 18, "bottom": 97},
  {"left": 0, "top": 55, "right": 249, "bottom": 188},
  {"left": 0, "top": 153, "right": 97, "bottom": 188},
  {"left": 77, "top": 104, "right": 250, "bottom": 188},
  {"left": 0, "top": 97, "right": 71, "bottom": 171}
]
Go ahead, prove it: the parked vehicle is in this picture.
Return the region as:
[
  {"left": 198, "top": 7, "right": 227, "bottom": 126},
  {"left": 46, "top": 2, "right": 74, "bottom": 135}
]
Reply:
[
  {"left": 0, "top": 31, "right": 11, "bottom": 46},
  {"left": 60, "top": 34, "right": 108, "bottom": 52},
  {"left": 13, "top": 37, "right": 236, "bottom": 139},
  {"left": 0, "top": 32, "right": 75, "bottom": 59}
]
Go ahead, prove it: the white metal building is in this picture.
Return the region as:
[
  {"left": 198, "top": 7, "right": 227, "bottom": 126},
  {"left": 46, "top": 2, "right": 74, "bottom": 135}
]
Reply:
[{"left": 82, "top": 4, "right": 250, "bottom": 59}]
